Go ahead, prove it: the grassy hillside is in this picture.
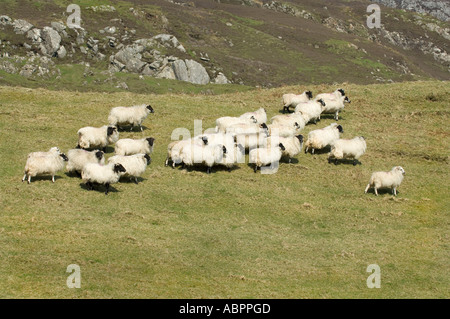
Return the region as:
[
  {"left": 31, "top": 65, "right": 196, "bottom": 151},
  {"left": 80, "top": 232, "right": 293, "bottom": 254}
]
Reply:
[{"left": 0, "top": 80, "right": 448, "bottom": 298}]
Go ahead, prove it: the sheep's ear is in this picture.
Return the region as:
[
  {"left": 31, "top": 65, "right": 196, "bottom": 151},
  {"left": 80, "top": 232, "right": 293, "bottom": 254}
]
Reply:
[
  {"left": 306, "top": 91, "right": 313, "bottom": 99},
  {"left": 338, "top": 88, "right": 345, "bottom": 96}
]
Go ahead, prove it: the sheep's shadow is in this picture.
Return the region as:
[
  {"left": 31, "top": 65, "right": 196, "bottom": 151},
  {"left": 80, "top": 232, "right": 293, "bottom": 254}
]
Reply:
[
  {"left": 65, "top": 171, "right": 81, "bottom": 178},
  {"left": 79, "top": 182, "right": 119, "bottom": 194},
  {"left": 23, "top": 175, "right": 64, "bottom": 183},
  {"left": 278, "top": 108, "right": 295, "bottom": 114},
  {"left": 281, "top": 157, "right": 299, "bottom": 164},
  {"left": 304, "top": 146, "right": 332, "bottom": 156},
  {"left": 328, "top": 158, "right": 362, "bottom": 166},
  {"left": 365, "top": 188, "right": 398, "bottom": 196},
  {"left": 118, "top": 176, "right": 147, "bottom": 184},
  {"left": 320, "top": 114, "right": 342, "bottom": 121},
  {"left": 76, "top": 146, "right": 114, "bottom": 153},
  {"left": 117, "top": 125, "right": 149, "bottom": 132}
]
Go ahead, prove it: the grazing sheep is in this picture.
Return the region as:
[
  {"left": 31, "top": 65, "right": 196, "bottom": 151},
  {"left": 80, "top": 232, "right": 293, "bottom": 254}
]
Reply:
[
  {"left": 165, "top": 137, "right": 208, "bottom": 168},
  {"left": 81, "top": 162, "right": 126, "bottom": 195},
  {"left": 294, "top": 99, "right": 326, "bottom": 124},
  {"left": 66, "top": 149, "right": 105, "bottom": 175},
  {"left": 22, "top": 147, "right": 68, "bottom": 183},
  {"left": 115, "top": 137, "right": 155, "bottom": 156},
  {"left": 108, "top": 104, "right": 154, "bottom": 131},
  {"left": 264, "top": 135, "right": 304, "bottom": 163},
  {"left": 239, "top": 107, "right": 267, "bottom": 124},
  {"left": 180, "top": 143, "right": 227, "bottom": 174},
  {"left": 282, "top": 90, "right": 313, "bottom": 113},
  {"left": 77, "top": 125, "right": 119, "bottom": 152},
  {"left": 270, "top": 112, "right": 307, "bottom": 131},
  {"left": 267, "top": 122, "right": 301, "bottom": 137},
  {"left": 315, "top": 89, "right": 349, "bottom": 120},
  {"left": 108, "top": 153, "right": 151, "bottom": 184},
  {"left": 328, "top": 136, "right": 366, "bottom": 165},
  {"left": 364, "top": 166, "right": 406, "bottom": 196},
  {"left": 249, "top": 143, "right": 285, "bottom": 172},
  {"left": 304, "top": 123, "right": 344, "bottom": 154},
  {"left": 215, "top": 116, "right": 257, "bottom": 133}
]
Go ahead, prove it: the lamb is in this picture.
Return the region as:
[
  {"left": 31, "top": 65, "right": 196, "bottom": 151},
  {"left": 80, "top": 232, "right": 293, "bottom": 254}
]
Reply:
[
  {"left": 249, "top": 143, "right": 286, "bottom": 172},
  {"left": 294, "top": 99, "right": 326, "bottom": 124},
  {"left": 267, "top": 122, "right": 301, "bottom": 138},
  {"left": 108, "top": 104, "right": 154, "bottom": 131},
  {"left": 315, "top": 89, "right": 349, "bottom": 120},
  {"left": 328, "top": 136, "right": 366, "bottom": 165},
  {"left": 165, "top": 137, "right": 208, "bottom": 168},
  {"left": 114, "top": 137, "right": 155, "bottom": 156},
  {"left": 239, "top": 107, "right": 267, "bottom": 124},
  {"left": 108, "top": 153, "right": 151, "bottom": 184},
  {"left": 282, "top": 90, "right": 313, "bottom": 113},
  {"left": 304, "top": 123, "right": 344, "bottom": 154},
  {"left": 270, "top": 112, "right": 307, "bottom": 131},
  {"left": 180, "top": 143, "right": 227, "bottom": 174},
  {"left": 66, "top": 149, "right": 105, "bottom": 175},
  {"left": 22, "top": 147, "right": 68, "bottom": 183},
  {"left": 264, "top": 135, "right": 304, "bottom": 163},
  {"left": 81, "top": 162, "right": 126, "bottom": 195},
  {"left": 77, "top": 125, "right": 119, "bottom": 152},
  {"left": 215, "top": 116, "right": 257, "bottom": 133},
  {"left": 364, "top": 166, "right": 406, "bottom": 196}
]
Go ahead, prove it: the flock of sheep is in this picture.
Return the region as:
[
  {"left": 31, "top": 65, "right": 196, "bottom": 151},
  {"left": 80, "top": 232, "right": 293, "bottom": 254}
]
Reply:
[{"left": 21, "top": 88, "right": 405, "bottom": 196}]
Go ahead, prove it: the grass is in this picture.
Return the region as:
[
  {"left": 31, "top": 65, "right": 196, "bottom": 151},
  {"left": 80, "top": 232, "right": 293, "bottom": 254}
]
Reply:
[{"left": 0, "top": 80, "right": 449, "bottom": 298}]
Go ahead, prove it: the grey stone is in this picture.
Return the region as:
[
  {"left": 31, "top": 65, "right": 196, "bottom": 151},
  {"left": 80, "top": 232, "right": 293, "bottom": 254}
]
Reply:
[
  {"left": 57, "top": 45, "right": 67, "bottom": 58},
  {"left": 0, "top": 15, "right": 12, "bottom": 25},
  {"left": 156, "top": 65, "right": 176, "bottom": 80},
  {"left": 213, "top": 72, "right": 230, "bottom": 84},
  {"left": 172, "top": 59, "right": 210, "bottom": 84},
  {"left": 40, "top": 27, "right": 62, "bottom": 56},
  {"left": 13, "top": 19, "right": 33, "bottom": 34},
  {"left": 27, "top": 28, "right": 42, "bottom": 43}
]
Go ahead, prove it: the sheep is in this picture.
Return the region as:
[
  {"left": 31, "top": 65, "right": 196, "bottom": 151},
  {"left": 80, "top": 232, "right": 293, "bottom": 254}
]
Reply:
[
  {"left": 115, "top": 137, "right": 155, "bottom": 156},
  {"left": 108, "top": 104, "right": 154, "bottom": 131},
  {"left": 328, "top": 136, "right": 366, "bottom": 165},
  {"left": 77, "top": 125, "right": 119, "bottom": 152},
  {"left": 364, "top": 166, "right": 406, "bottom": 196},
  {"left": 108, "top": 153, "right": 151, "bottom": 184},
  {"left": 304, "top": 123, "right": 344, "bottom": 154},
  {"left": 180, "top": 143, "right": 227, "bottom": 174},
  {"left": 315, "top": 89, "right": 350, "bottom": 120},
  {"left": 165, "top": 137, "right": 208, "bottom": 168},
  {"left": 270, "top": 112, "right": 307, "bottom": 131},
  {"left": 239, "top": 107, "right": 267, "bottom": 124},
  {"left": 267, "top": 122, "right": 301, "bottom": 138},
  {"left": 217, "top": 143, "right": 246, "bottom": 171},
  {"left": 282, "top": 90, "right": 313, "bottom": 113},
  {"left": 22, "top": 147, "right": 68, "bottom": 183},
  {"left": 66, "top": 149, "right": 105, "bottom": 176},
  {"left": 235, "top": 132, "right": 268, "bottom": 151},
  {"left": 294, "top": 99, "right": 326, "bottom": 124},
  {"left": 249, "top": 143, "right": 286, "bottom": 172},
  {"left": 215, "top": 116, "right": 257, "bottom": 133},
  {"left": 81, "top": 162, "right": 126, "bottom": 195},
  {"left": 226, "top": 122, "right": 268, "bottom": 136},
  {"left": 264, "top": 135, "right": 304, "bottom": 163}
]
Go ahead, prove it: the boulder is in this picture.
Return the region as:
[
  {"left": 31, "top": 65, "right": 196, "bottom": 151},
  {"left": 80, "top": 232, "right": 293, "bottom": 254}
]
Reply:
[
  {"left": 13, "top": 19, "right": 33, "bottom": 35},
  {"left": 40, "top": 26, "right": 62, "bottom": 56},
  {"left": 0, "top": 15, "right": 12, "bottom": 26}
]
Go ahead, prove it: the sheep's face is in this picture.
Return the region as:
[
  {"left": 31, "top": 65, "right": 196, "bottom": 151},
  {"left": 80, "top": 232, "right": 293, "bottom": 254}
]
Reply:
[
  {"left": 395, "top": 166, "right": 405, "bottom": 175},
  {"left": 107, "top": 126, "right": 117, "bottom": 136},
  {"left": 144, "top": 154, "right": 152, "bottom": 165},
  {"left": 201, "top": 136, "right": 208, "bottom": 145},
  {"left": 50, "top": 147, "right": 61, "bottom": 153},
  {"left": 60, "top": 153, "right": 69, "bottom": 161},
  {"left": 250, "top": 116, "right": 257, "bottom": 123},
  {"left": 318, "top": 99, "right": 326, "bottom": 107},
  {"left": 146, "top": 105, "right": 154, "bottom": 113},
  {"left": 95, "top": 151, "right": 104, "bottom": 161},
  {"left": 305, "top": 90, "right": 313, "bottom": 99},
  {"left": 296, "top": 135, "right": 304, "bottom": 144},
  {"left": 113, "top": 163, "right": 126, "bottom": 174},
  {"left": 146, "top": 137, "right": 155, "bottom": 147},
  {"left": 337, "top": 125, "right": 344, "bottom": 133},
  {"left": 344, "top": 96, "right": 351, "bottom": 103},
  {"left": 278, "top": 143, "right": 286, "bottom": 151},
  {"left": 338, "top": 88, "right": 345, "bottom": 96},
  {"left": 260, "top": 123, "right": 268, "bottom": 130}
]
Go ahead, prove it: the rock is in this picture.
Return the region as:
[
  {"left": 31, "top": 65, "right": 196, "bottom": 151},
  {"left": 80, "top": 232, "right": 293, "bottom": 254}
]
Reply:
[
  {"left": 40, "top": 27, "right": 62, "bottom": 56},
  {"left": 213, "top": 72, "right": 230, "bottom": 84},
  {"left": 104, "top": 26, "right": 116, "bottom": 34},
  {"left": 152, "top": 34, "right": 186, "bottom": 52},
  {"left": 51, "top": 21, "right": 66, "bottom": 33},
  {"left": 57, "top": 45, "right": 67, "bottom": 58},
  {"left": 113, "top": 44, "right": 146, "bottom": 73},
  {"left": 13, "top": 19, "right": 33, "bottom": 35},
  {"left": 0, "top": 15, "right": 12, "bottom": 25},
  {"left": 172, "top": 59, "right": 210, "bottom": 84},
  {"left": 116, "top": 82, "right": 129, "bottom": 90},
  {"left": 27, "top": 28, "right": 42, "bottom": 43},
  {"left": 156, "top": 65, "right": 176, "bottom": 80}
]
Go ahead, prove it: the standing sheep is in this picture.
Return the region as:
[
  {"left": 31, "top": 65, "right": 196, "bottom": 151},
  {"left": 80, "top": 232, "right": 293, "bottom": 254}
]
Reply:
[
  {"left": 304, "top": 123, "right": 344, "bottom": 154},
  {"left": 165, "top": 137, "right": 208, "bottom": 168},
  {"left": 77, "top": 125, "right": 119, "bottom": 152},
  {"left": 365, "top": 166, "right": 405, "bottom": 196},
  {"left": 282, "top": 91, "right": 313, "bottom": 113},
  {"left": 328, "top": 136, "right": 366, "bottom": 165},
  {"left": 270, "top": 112, "right": 307, "bottom": 131},
  {"left": 249, "top": 143, "right": 286, "bottom": 172},
  {"left": 108, "top": 153, "right": 151, "bottom": 184},
  {"left": 217, "top": 143, "right": 246, "bottom": 172},
  {"left": 267, "top": 122, "right": 301, "bottom": 138},
  {"left": 315, "top": 89, "right": 349, "bottom": 120},
  {"left": 239, "top": 107, "right": 267, "bottom": 124},
  {"left": 115, "top": 137, "right": 155, "bottom": 156},
  {"left": 66, "top": 149, "right": 105, "bottom": 176},
  {"left": 264, "top": 135, "right": 304, "bottom": 163},
  {"left": 22, "top": 147, "right": 68, "bottom": 183},
  {"left": 215, "top": 116, "right": 257, "bottom": 133},
  {"left": 108, "top": 104, "right": 154, "bottom": 131},
  {"left": 180, "top": 143, "right": 227, "bottom": 174},
  {"left": 81, "top": 162, "right": 126, "bottom": 195},
  {"left": 294, "top": 99, "right": 326, "bottom": 124}
]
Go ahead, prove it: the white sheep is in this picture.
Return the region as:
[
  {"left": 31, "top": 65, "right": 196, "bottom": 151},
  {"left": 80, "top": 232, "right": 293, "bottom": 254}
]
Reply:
[
  {"left": 235, "top": 132, "right": 268, "bottom": 151},
  {"left": 226, "top": 122, "right": 268, "bottom": 136},
  {"left": 282, "top": 90, "right": 313, "bottom": 113},
  {"left": 81, "top": 162, "right": 126, "bottom": 194},
  {"left": 22, "top": 147, "right": 68, "bottom": 183},
  {"left": 114, "top": 137, "right": 155, "bottom": 156},
  {"left": 304, "top": 123, "right": 344, "bottom": 154},
  {"left": 328, "top": 136, "right": 366, "bottom": 165},
  {"left": 217, "top": 143, "right": 246, "bottom": 171},
  {"left": 165, "top": 137, "right": 208, "bottom": 168},
  {"left": 108, "top": 153, "right": 151, "bottom": 184},
  {"left": 66, "top": 149, "right": 105, "bottom": 175},
  {"left": 108, "top": 104, "right": 154, "bottom": 131},
  {"left": 264, "top": 135, "right": 304, "bottom": 163},
  {"left": 249, "top": 143, "right": 285, "bottom": 172},
  {"left": 270, "top": 112, "right": 307, "bottom": 131},
  {"left": 294, "top": 99, "right": 326, "bottom": 124},
  {"left": 215, "top": 116, "right": 257, "bottom": 133},
  {"left": 180, "top": 143, "right": 227, "bottom": 174},
  {"left": 77, "top": 125, "right": 119, "bottom": 152},
  {"left": 315, "top": 89, "right": 349, "bottom": 120},
  {"left": 364, "top": 166, "right": 406, "bottom": 196},
  {"left": 267, "top": 122, "right": 301, "bottom": 138},
  {"left": 239, "top": 107, "right": 267, "bottom": 124}
]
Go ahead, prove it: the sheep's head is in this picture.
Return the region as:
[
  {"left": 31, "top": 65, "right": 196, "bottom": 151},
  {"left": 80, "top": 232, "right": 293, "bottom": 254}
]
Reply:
[
  {"left": 344, "top": 96, "right": 351, "bottom": 103},
  {"left": 201, "top": 136, "right": 208, "bottom": 145},
  {"left": 305, "top": 90, "right": 313, "bottom": 100},
  {"left": 395, "top": 166, "right": 405, "bottom": 175},
  {"left": 250, "top": 115, "right": 257, "bottom": 123},
  {"left": 336, "top": 125, "right": 344, "bottom": 133},
  {"left": 144, "top": 154, "right": 152, "bottom": 165},
  {"left": 317, "top": 99, "right": 326, "bottom": 107},
  {"left": 296, "top": 135, "right": 304, "bottom": 144},
  {"left": 113, "top": 163, "right": 126, "bottom": 174},
  {"left": 146, "top": 105, "right": 154, "bottom": 113},
  {"left": 260, "top": 123, "right": 268, "bottom": 130},
  {"left": 50, "top": 147, "right": 61, "bottom": 153},
  {"left": 107, "top": 126, "right": 117, "bottom": 136},
  {"left": 146, "top": 137, "right": 155, "bottom": 147},
  {"left": 60, "top": 153, "right": 68, "bottom": 161},
  {"left": 338, "top": 88, "right": 345, "bottom": 96},
  {"left": 278, "top": 143, "right": 286, "bottom": 151},
  {"left": 95, "top": 150, "right": 104, "bottom": 161}
]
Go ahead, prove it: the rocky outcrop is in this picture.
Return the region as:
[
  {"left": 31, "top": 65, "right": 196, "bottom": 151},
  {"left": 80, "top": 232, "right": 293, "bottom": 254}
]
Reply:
[{"left": 370, "top": 0, "right": 450, "bottom": 22}]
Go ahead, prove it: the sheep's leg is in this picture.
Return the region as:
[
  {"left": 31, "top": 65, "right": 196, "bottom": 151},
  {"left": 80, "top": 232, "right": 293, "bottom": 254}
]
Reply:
[
  {"left": 28, "top": 175, "right": 31, "bottom": 184},
  {"left": 22, "top": 173, "right": 27, "bottom": 182},
  {"left": 105, "top": 183, "right": 110, "bottom": 195},
  {"left": 52, "top": 175, "right": 55, "bottom": 183},
  {"left": 165, "top": 157, "right": 169, "bottom": 166},
  {"left": 254, "top": 165, "right": 258, "bottom": 173},
  {"left": 134, "top": 177, "right": 139, "bottom": 184},
  {"left": 206, "top": 167, "right": 211, "bottom": 174},
  {"left": 353, "top": 160, "right": 357, "bottom": 166},
  {"left": 364, "top": 184, "right": 370, "bottom": 194},
  {"left": 335, "top": 112, "right": 339, "bottom": 121},
  {"left": 311, "top": 148, "right": 315, "bottom": 155},
  {"left": 140, "top": 124, "right": 143, "bottom": 132},
  {"left": 334, "top": 159, "right": 338, "bottom": 165},
  {"left": 288, "top": 158, "right": 292, "bottom": 163},
  {"left": 304, "top": 146, "right": 308, "bottom": 154},
  {"left": 374, "top": 187, "right": 378, "bottom": 196},
  {"left": 172, "top": 162, "right": 176, "bottom": 169},
  {"left": 393, "top": 187, "right": 397, "bottom": 196}
]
